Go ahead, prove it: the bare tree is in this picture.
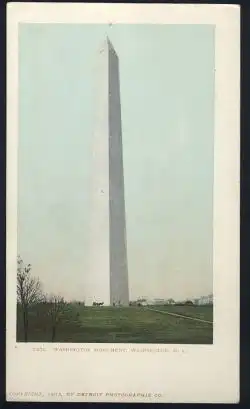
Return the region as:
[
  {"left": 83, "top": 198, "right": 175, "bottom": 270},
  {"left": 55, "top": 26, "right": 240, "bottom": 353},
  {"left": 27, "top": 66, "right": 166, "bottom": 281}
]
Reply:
[
  {"left": 17, "top": 255, "right": 43, "bottom": 341},
  {"left": 46, "top": 294, "right": 67, "bottom": 342}
]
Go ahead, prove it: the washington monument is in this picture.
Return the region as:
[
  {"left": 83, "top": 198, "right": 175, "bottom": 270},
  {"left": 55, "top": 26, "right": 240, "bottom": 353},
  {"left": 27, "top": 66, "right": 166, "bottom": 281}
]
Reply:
[{"left": 88, "top": 37, "right": 129, "bottom": 306}]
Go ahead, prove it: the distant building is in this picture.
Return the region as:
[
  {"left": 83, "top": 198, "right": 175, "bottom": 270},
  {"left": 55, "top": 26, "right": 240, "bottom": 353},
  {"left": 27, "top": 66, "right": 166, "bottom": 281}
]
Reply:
[
  {"left": 153, "top": 298, "right": 165, "bottom": 305},
  {"left": 197, "top": 294, "right": 213, "bottom": 305},
  {"left": 129, "top": 299, "right": 147, "bottom": 307}
]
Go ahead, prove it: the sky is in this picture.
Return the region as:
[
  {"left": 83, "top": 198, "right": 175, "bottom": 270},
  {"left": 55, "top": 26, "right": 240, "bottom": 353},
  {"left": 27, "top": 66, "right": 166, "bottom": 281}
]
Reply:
[{"left": 18, "top": 23, "right": 215, "bottom": 302}]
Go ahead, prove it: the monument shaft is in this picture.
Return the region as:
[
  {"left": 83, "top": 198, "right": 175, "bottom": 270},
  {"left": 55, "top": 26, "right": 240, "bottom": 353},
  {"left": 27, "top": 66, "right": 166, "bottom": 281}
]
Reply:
[{"left": 89, "top": 38, "right": 129, "bottom": 305}]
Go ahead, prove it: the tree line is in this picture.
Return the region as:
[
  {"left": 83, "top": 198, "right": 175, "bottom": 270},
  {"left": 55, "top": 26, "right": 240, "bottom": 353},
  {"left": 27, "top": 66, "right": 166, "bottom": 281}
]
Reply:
[{"left": 17, "top": 255, "right": 68, "bottom": 342}]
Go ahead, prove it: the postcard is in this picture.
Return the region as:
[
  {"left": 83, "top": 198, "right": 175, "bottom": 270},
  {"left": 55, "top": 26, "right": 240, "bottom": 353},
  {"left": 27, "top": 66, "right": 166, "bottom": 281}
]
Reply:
[{"left": 6, "top": 2, "right": 240, "bottom": 403}]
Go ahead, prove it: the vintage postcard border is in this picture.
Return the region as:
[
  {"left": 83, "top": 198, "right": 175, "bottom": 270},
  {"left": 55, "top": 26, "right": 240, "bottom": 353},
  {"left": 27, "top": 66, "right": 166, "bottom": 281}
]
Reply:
[{"left": 6, "top": 3, "right": 240, "bottom": 403}]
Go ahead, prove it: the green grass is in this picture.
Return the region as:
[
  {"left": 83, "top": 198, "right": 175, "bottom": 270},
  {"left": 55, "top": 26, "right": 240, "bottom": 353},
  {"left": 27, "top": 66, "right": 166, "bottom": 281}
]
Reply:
[
  {"left": 149, "top": 305, "right": 213, "bottom": 322},
  {"left": 16, "top": 304, "right": 213, "bottom": 344}
]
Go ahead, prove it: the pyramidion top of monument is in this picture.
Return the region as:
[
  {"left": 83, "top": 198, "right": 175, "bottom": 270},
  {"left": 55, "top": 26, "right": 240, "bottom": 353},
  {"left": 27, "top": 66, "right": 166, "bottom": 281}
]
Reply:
[{"left": 99, "top": 36, "right": 117, "bottom": 57}]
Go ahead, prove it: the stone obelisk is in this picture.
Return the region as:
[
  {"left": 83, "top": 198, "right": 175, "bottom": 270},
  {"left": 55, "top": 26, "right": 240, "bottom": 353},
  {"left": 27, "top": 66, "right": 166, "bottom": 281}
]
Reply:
[{"left": 87, "top": 37, "right": 129, "bottom": 306}]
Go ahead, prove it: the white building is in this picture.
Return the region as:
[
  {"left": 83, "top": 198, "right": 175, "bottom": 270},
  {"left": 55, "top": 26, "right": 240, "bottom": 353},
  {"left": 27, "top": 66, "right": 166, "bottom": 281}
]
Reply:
[
  {"left": 198, "top": 294, "right": 213, "bottom": 305},
  {"left": 153, "top": 298, "right": 166, "bottom": 305}
]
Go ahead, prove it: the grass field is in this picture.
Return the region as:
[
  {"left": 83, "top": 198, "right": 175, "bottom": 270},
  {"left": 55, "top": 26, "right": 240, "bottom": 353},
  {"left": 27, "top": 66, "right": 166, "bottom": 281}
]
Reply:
[
  {"left": 17, "top": 304, "right": 213, "bottom": 344},
  {"left": 149, "top": 305, "right": 213, "bottom": 322}
]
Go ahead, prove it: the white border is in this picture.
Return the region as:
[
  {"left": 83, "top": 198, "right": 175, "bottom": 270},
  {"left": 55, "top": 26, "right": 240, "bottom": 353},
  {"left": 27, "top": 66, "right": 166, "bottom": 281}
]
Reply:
[{"left": 6, "top": 3, "right": 240, "bottom": 403}]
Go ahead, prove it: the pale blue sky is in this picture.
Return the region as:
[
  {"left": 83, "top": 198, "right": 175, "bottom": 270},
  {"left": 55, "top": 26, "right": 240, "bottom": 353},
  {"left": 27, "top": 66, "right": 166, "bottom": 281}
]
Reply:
[{"left": 18, "top": 24, "right": 214, "bottom": 301}]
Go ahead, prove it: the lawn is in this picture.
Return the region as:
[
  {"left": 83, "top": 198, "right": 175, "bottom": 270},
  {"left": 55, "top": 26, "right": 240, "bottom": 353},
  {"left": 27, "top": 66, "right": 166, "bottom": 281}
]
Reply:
[
  {"left": 149, "top": 305, "right": 213, "bottom": 322},
  {"left": 16, "top": 304, "right": 213, "bottom": 344}
]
